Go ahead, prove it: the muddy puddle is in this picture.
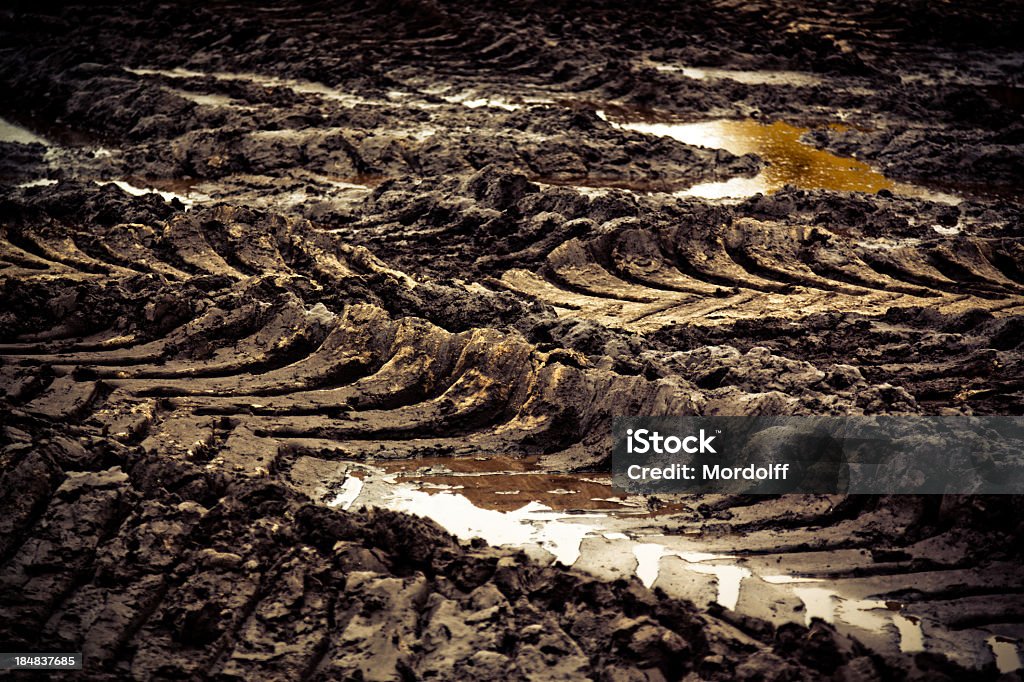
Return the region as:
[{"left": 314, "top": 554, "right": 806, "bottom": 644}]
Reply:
[
  {"left": 595, "top": 109, "right": 961, "bottom": 203},
  {"left": 1, "top": 112, "right": 102, "bottom": 149},
  {"left": 96, "top": 179, "right": 200, "bottom": 208},
  {"left": 651, "top": 64, "right": 824, "bottom": 88},
  {"left": 288, "top": 455, "right": 1022, "bottom": 671},
  {"left": 377, "top": 456, "right": 627, "bottom": 512},
  {"left": 436, "top": 88, "right": 555, "bottom": 112},
  {"left": 125, "top": 67, "right": 383, "bottom": 108},
  {"left": 0, "top": 116, "right": 50, "bottom": 146}
]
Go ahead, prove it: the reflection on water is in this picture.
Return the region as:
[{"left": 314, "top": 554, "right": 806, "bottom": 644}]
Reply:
[
  {"left": 125, "top": 67, "right": 381, "bottom": 108},
  {"left": 0, "top": 116, "right": 50, "bottom": 145},
  {"left": 790, "top": 587, "right": 930, "bottom": 655},
  {"left": 166, "top": 87, "right": 240, "bottom": 108},
  {"left": 893, "top": 614, "right": 925, "bottom": 653},
  {"left": 652, "top": 64, "right": 823, "bottom": 88},
  {"left": 327, "top": 475, "right": 363, "bottom": 510},
  {"left": 445, "top": 93, "right": 555, "bottom": 111},
  {"left": 96, "top": 179, "right": 198, "bottom": 209},
  {"left": 16, "top": 179, "right": 59, "bottom": 189},
  {"left": 988, "top": 636, "right": 1024, "bottom": 674},
  {"left": 596, "top": 109, "right": 964, "bottom": 203},
  {"left": 599, "top": 111, "right": 893, "bottom": 197},
  {"left": 0, "top": 114, "right": 96, "bottom": 147},
  {"left": 379, "top": 456, "right": 627, "bottom": 512},
  {"left": 633, "top": 543, "right": 749, "bottom": 609},
  {"left": 390, "top": 489, "right": 601, "bottom": 565},
  {"left": 298, "top": 455, "right": 1021, "bottom": 671}
]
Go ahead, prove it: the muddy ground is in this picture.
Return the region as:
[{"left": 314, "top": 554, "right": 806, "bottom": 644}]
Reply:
[{"left": 1, "top": 1, "right": 1024, "bottom": 680}]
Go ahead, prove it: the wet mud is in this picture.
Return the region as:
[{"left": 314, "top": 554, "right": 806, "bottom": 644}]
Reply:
[{"left": 2, "top": 0, "right": 1024, "bottom": 680}]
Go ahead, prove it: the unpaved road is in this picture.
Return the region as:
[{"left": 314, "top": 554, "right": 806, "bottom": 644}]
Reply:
[{"left": 2, "top": 1, "right": 1024, "bottom": 680}]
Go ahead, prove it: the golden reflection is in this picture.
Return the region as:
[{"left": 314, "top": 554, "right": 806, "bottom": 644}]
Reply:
[{"left": 606, "top": 113, "right": 895, "bottom": 197}]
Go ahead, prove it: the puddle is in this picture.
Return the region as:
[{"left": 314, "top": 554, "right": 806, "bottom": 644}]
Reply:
[
  {"left": 322, "top": 179, "right": 374, "bottom": 191},
  {"left": 390, "top": 487, "right": 602, "bottom": 565},
  {"left": 675, "top": 175, "right": 774, "bottom": 201},
  {"left": 633, "top": 543, "right": 665, "bottom": 588},
  {"left": 125, "top": 67, "right": 383, "bottom": 108},
  {"left": 378, "top": 456, "right": 630, "bottom": 513},
  {"left": 634, "top": 543, "right": 749, "bottom": 609},
  {"left": 792, "top": 586, "right": 838, "bottom": 623},
  {"left": 16, "top": 178, "right": 59, "bottom": 189},
  {"left": 289, "top": 458, "right": 599, "bottom": 567},
  {"left": 440, "top": 90, "right": 554, "bottom": 112},
  {"left": 791, "top": 586, "right": 930, "bottom": 655},
  {"left": 1, "top": 114, "right": 99, "bottom": 148},
  {"left": 96, "top": 179, "right": 198, "bottom": 209},
  {"left": 293, "top": 454, "right": 1018, "bottom": 670},
  {"left": 893, "top": 614, "right": 925, "bottom": 653},
  {"left": 599, "top": 112, "right": 892, "bottom": 196},
  {"left": 760, "top": 575, "right": 820, "bottom": 584},
  {"left": 988, "top": 636, "right": 1023, "bottom": 674},
  {"left": 652, "top": 64, "right": 823, "bottom": 88},
  {"left": 166, "top": 87, "right": 240, "bottom": 108},
  {"left": 0, "top": 117, "right": 50, "bottom": 146},
  {"left": 595, "top": 110, "right": 963, "bottom": 203},
  {"left": 327, "top": 475, "right": 363, "bottom": 510}
]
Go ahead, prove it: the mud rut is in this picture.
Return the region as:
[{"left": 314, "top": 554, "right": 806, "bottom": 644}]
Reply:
[{"left": 2, "top": 1, "right": 1024, "bottom": 680}]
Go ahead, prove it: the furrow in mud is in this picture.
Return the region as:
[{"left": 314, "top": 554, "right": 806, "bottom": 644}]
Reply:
[
  {"left": 2, "top": 0, "right": 1024, "bottom": 678},
  {"left": 1, "top": 182, "right": 1022, "bottom": 679}
]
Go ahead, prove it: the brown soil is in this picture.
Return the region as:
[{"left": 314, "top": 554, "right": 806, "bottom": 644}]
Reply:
[{"left": 2, "top": 1, "right": 1023, "bottom": 680}]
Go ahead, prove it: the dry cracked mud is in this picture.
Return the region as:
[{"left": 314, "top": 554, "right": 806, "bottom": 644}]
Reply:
[{"left": 2, "top": 1, "right": 1024, "bottom": 680}]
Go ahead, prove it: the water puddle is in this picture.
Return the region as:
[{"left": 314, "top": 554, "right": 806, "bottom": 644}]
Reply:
[
  {"left": 1, "top": 114, "right": 99, "bottom": 148},
  {"left": 988, "top": 636, "right": 1023, "bottom": 674},
  {"left": 166, "top": 87, "right": 241, "bottom": 108},
  {"left": 599, "top": 111, "right": 889, "bottom": 195},
  {"left": 595, "top": 109, "right": 961, "bottom": 203},
  {"left": 294, "top": 455, "right": 1020, "bottom": 671},
  {"left": 634, "top": 543, "right": 749, "bottom": 609},
  {"left": 789, "top": 587, "right": 930, "bottom": 656},
  {"left": 298, "top": 457, "right": 623, "bottom": 566},
  {"left": 327, "top": 475, "right": 363, "bottom": 510},
  {"left": 439, "top": 90, "right": 554, "bottom": 112},
  {"left": 652, "top": 64, "right": 823, "bottom": 88},
  {"left": 893, "top": 613, "right": 925, "bottom": 653},
  {"left": 96, "top": 179, "right": 200, "bottom": 209},
  {"left": 378, "top": 456, "right": 628, "bottom": 512},
  {"left": 390, "top": 488, "right": 601, "bottom": 565},
  {"left": 15, "top": 178, "right": 59, "bottom": 189},
  {"left": 125, "top": 67, "right": 383, "bottom": 108},
  {"left": 322, "top": 178, "right": 375, "bottom": 191},
  {"left": 0, "top": 116, "right": 50, "bottom": 146}
]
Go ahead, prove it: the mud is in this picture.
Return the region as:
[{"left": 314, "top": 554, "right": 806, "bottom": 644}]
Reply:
[{"left": 2, "top": 0, "right": 1024, "bottom": 680}]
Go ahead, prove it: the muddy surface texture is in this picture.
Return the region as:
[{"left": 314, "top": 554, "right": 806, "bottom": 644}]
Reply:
[{"left": 2, "top": 1, "right": 1024, "bottom": 680}]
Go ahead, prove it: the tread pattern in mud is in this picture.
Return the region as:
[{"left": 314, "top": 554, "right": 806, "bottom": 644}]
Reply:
[
  {"left": 0, "top": 184, "right": 1022, "bottom": 679},
  {"left": 3, "top": 0, "right": 1024, "bottom": 678},
  {"left": 0, "top": 193, "right": 898, "bottom": 678}
]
